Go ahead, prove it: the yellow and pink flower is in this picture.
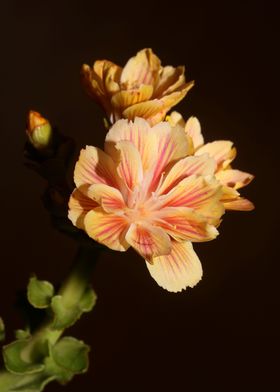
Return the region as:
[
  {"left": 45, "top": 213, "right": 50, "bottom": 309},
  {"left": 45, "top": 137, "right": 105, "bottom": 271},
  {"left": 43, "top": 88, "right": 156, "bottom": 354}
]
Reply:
[
  {"left": 81, "top": 48, "right": 194, "bottom": 126},
  {"left": 167, "top": 112, "right": 255, "bottom": 211},
  {"left": 68, "top": 118, "right": 224, "bottom": 292}
]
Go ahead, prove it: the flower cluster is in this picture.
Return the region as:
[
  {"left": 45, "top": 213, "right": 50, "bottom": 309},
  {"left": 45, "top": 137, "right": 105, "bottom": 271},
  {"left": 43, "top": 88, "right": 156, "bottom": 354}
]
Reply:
[{"left": 69, "top": 49, "right": 254, "bottom": 292}]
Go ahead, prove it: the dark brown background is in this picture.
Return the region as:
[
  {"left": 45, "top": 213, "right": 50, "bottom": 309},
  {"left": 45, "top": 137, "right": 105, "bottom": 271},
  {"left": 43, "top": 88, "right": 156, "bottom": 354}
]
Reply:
[{"left": 1, "top": 1, "right": 278, "bottom": 391}]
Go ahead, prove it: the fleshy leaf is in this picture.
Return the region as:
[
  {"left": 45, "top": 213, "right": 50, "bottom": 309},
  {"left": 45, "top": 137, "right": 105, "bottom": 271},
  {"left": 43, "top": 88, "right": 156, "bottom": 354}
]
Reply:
[
  {"left": 51, "top": 287, "right": 97, "bottom": 330},
  {"left": 49, "top": 337, "right": 89, "bottom": 377},
  {"left": 3, "top": 340, "right": 45, "bottom": 375},
  {"left": 27, "top": 277, "right": 54, "bottom": 309},
  {"left": 0, "top": 370, "right": 56, "bottom": 392},
  {"left": 0, "top": 317, "right": 5, "bottom": 342}
]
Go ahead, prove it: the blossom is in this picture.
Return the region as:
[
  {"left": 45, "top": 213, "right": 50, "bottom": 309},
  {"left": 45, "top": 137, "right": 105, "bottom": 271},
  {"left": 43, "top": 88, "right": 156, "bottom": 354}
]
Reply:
[
  {"left": 81, "top": 48, "right": 194, "bottom": 126},
  {"left": 167, "top": 112, "right": 255, "bottom": 211},
  {"left": 26, "top": 111, "right": 52, "bottom": 150},
  {"left": 68, "top": 118, "right": 224, "bottom": 292}
]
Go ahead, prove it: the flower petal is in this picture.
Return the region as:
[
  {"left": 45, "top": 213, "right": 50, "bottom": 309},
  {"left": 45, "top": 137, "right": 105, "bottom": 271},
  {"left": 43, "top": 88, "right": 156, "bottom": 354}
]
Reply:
[
  {"left": 185, "top": 116, "right": 204, "bottom": 150},
  {"left": 146, "top": 241, "right": 202, "bottom": 292},
  {"left": 120, "top": 48, "right": 161, "bottom": 88},
  {"left": 196, "top": 140, "right": 236, "bottom": 170},
  {"left": 74, "top": 146, "right": 120, "bottom": 189},
  {"left": 223, "top": 198, "right": 255, "bottom": 211},
  {"left": 111, "top": 85, "right": 153, "bottom": 112},
  {"left": 216, "top": 169, "right": 254, "bottom": 190},
  {"left": 68, "top": 188, "right": 98, "bottom": 229},
  {"left": 115, "top": 140, "right": 143, "bottom": 191},
  {"left": 125, "top": 223, "right": 171, "bottom": 261},
  {"left": 166, "top": 111, "right": 185, "bottom": 127},
  {"left": 158, "top": 154, "right": 216, "bottom": 195},
  {"left": 105, "top": 118, "right": 157, "bottom": 172},
  {"left": 86, "top": 183, "right": 126, "bottom": 212},
  {"left": 160, "top": 81, "right": 194, "bottom": 110},
  {"left": 122, "top": 99, "right": 166, "bottom": 124},
  {"left": 155, "top": 207, "right": 219, "bottom": 242},
  {"left": 153, "top": 66, "right": 186, "bottom": 97},
  {"left": 84, "top": 207, "right": 129, "bottom": 251}
]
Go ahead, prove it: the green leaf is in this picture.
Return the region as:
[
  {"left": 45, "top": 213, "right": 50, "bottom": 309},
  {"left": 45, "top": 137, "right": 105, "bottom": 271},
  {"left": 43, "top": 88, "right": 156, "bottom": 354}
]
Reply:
[
  {"left": 27, "top": 277, "right": 54, "bottom": 309},
  {"left": 3, "top": 340, "right": 45, "bottom": 375},
  {"left": 15, "top": 330, "right": 31, "bottom": 340},
  {"left": 50, "top": 337, "right": 89, "bottom": 375},
  {"left": 0, "top": 370, "right": 56, "bottom": 392},
  {"left": 51, "top": 287, "right": 97, "bottom": 330},
  {"left": 0, "top": 317, "right": 5, "bottom": 341}
]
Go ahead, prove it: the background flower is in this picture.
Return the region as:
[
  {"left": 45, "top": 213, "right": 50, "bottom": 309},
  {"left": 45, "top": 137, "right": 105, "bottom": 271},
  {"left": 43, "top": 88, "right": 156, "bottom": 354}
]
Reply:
[
  {"left": 167, "top": 112, "right": 255, "bottom": 211},
  {"left": 81, "top": 48, "right": 194, "bottom": 125},
  {"left": 69, "top": 118, "right": 224, "bottom": 292}
]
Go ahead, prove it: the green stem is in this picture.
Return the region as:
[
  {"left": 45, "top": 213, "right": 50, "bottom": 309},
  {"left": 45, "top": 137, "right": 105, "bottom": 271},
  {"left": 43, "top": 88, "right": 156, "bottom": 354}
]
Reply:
[{"left": 0, "top": 244, "right": 100, "bottom": 391}]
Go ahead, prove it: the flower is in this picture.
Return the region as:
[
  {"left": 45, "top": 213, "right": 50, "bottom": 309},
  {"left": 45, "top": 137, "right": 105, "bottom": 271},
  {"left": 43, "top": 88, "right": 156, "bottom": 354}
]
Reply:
[
  {"left": 81, "top": 48, "right": 194, "bottom": 126},
  {"left": 68, "top": 118, "right": 225, "bottom": 292},
  {"left": 26, "top": 111, "right": 52, "bottom": 150},
  {"left": 167, "top": 112, "right": 255, "bottom": 211}
]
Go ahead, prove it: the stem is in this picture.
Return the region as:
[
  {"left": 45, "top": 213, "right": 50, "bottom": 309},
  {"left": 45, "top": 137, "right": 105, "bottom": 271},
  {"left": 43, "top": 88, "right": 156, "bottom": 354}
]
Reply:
[{"left": 0, "top": 244, "right": 100, "bottom": 390}]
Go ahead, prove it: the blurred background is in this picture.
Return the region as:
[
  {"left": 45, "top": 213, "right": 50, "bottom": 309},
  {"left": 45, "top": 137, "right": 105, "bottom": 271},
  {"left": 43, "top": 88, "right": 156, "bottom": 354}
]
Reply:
[{"left": 0, "top": 1, "right": 278, "bottom": 391}]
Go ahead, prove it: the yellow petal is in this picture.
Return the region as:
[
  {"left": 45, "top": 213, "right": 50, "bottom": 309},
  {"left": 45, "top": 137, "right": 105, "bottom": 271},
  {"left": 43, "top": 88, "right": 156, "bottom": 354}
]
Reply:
[
  {"left": 223, "top": 198, "right": 255, "bottom": 211},
  {"left": 148, "top": 122, "right": 190, "bottom": 191},
  {"left": 111, "top": 85, "right": 153, "bottom": 111},
  {"left": 156, "top": 207, "right": 218, "bottom": 242},
  {"left": 216, "top": 169, "right": 254, "bottom": 190},
  {"left": 158, "top": 154, "right": 216, "bottom": 195},
  {"left": 166, "top": 111, "right": 185, "bottom": 127},
  {"left": 160, "top": 175, "right": 224, "bottom": 224},
  {"left": 120, "top": 48, "right": 161, "bottom": 88},
  {"left": 146, "top": 241, "right": 202, "bottom": 292},
  {"left": 86, "top": 183, "right": 126, "bottom": 212},
  {"left": 84, "top": 207, "right": 129, "bottom": 251},
  {"left": 74, "top": 146, "right": 120, "bottom": 189},
  {"left": 125, "top": 223, "right": 171, "bottom": 262},
  {"left": 196, "top": 140, "right": 236, "bottom": 170},
  {"left": 153, "top": 66, "right": 186, "bottom": 97},
  {"left": 122, "top": 99, "right": 166, "bottom": 124},
  {"left": 115, "top": 140, "right": 143, "bottom": 191},
  {"left": 105, "top": 118, "right": 157, "bottom": 172},
  {"left": 68, "top": 188, "right": 98, "bottom": 229},
  {"left": 185, "top": 116, "right": 204, "bottom": 150},
  {"left": 160, "top": 81, "right": 194, "bottom": 110}
]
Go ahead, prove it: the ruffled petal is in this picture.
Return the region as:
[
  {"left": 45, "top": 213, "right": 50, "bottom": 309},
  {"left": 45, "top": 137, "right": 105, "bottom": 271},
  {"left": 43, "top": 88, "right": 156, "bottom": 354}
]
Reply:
[
  {"left": 155, "top": 207, "right": 218, "bottom": 242},
  {"left": 160, "top": 81, "right": 194, "bottom": 110},
  {"left": 185, "top": 116, "right": 204, "bottom": 150},
  {"left": 216, "top": 169, "right": 254, "bottom": 190},
  {"left": 105, "top": 118, "right": 157, "bottom": 172},
  {"left": 122, "top": 99, "right": 166, "bottom": 124},
  {"left": 84, "top": 207, "right": 129, "bottom": 251},
  {"left": 74, "top": 146, "right": 120, "bottom": 189},
  {"left": 158, "top": 154, "right": 216, "bottom": 195},
  {"left": 120, "top": 48, "right": 161, "bottom": 88},
  {"left": 153, "top": 66, "right": 186, "bottom": 97},
  {"left": 125, "top": 222, "right": 171, "bottom": 262},
  {"left": 111, "top": 85, "right": 153, "bottom": 112},
  {"left": 146, "top": 241, "right": 202, "bottom": 292},
  {"left": 196, "top": 140, "right": 236, "bottom": 170},
  {"left": 68, "top": 188, "right": 98, "bottom": 229},
  {"left": 115, "top": 140, "right": 143, "bottom": 191},
  {"left": 86, "top": 183, "right": 126, "bottom": 212},
  {"left": 223, "top": 198, "right": 255, "bottom": 211}
]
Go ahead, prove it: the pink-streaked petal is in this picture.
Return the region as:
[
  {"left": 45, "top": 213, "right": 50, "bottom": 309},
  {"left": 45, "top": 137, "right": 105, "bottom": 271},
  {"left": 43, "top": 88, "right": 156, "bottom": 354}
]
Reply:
[
  {"left": 84, "top": 207, "right": 130, "bottom": 251},
  {"left": 185, "top": 116, "right": 204, "bottom": 150},
  {"left": 74, "top": 146, "right": 119, "bottom": 189},
  {"left": 111, "top": 85, "right": 153, "bottom": 111},
  {"left": 155, "top": 207, "right": 219, "bottom": 242},
  {"left": 216, "top": 169, "right": 254, "bottom": 190},
  {"left": 158, "top": 154, "right": 216, "bottom": 195},
  {"left": 105, "top": 118, "right": 157, "bottom": 172},
  {"left": 120, "top": 48, "right": 161, "bottom": 88},
  {"left": 68, "top": 188, "right": 98, "bottom": 229},
  {"left": 148, "top": 122, "right": 190, "bottom": 191},
  {"left": 196, "top": 140, "right": 236, "bottom": 170},
  {"left": 86, "top": 183, "right": 126, "bottom": 212},
  {"left": 146, "top": 241, "right": 203, "bottom": 292},
  {"left": 125, "top": 223, "right": 171, "bottom": 262},
  {"left": 223, "top": 198, "right": 255, "bottom": 211},
  {"left": 153, "top": 66, "right": 186, "bottom": 97},
  {"left": 115, "top": 140, "right": 143, "bottom": 191}
]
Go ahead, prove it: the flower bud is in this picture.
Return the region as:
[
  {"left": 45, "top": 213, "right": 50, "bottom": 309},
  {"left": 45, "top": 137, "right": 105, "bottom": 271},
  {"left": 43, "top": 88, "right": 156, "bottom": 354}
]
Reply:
[{"left": 26, "top": 111, "right": 52, "bottom": 150}]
